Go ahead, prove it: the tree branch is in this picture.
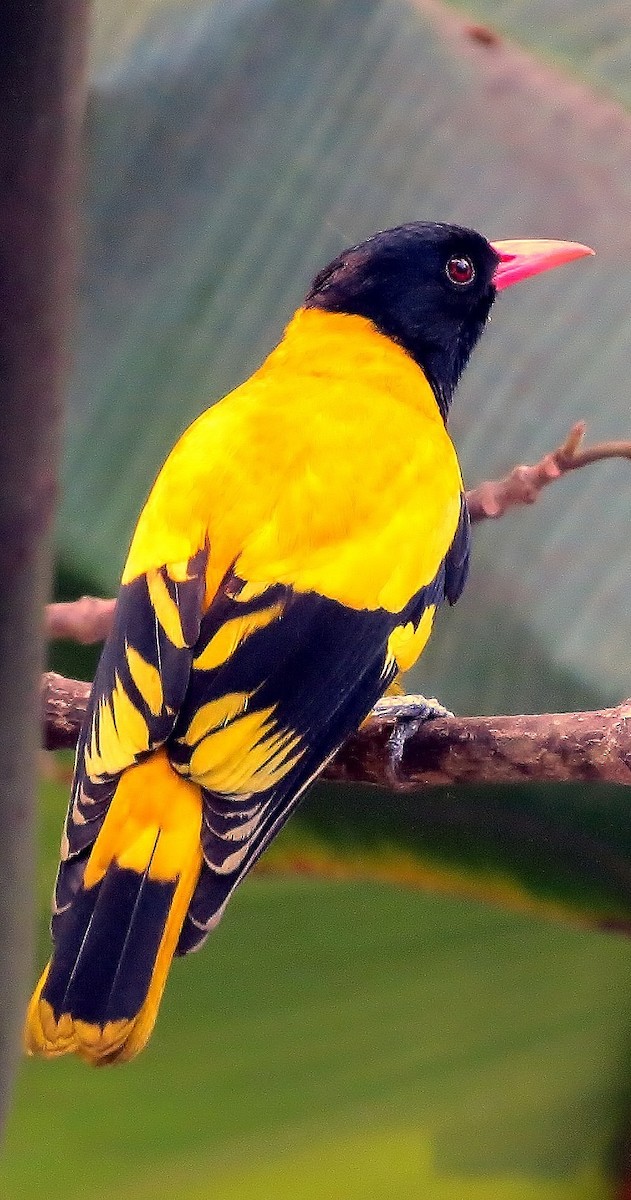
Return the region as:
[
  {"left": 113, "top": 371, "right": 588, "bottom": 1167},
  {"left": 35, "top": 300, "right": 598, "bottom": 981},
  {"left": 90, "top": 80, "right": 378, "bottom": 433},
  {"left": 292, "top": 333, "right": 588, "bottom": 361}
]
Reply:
[
  {"left": 47, "top": 422, "right": 631, "bottom": 646},
  {"left": 466, "top": 421, "right": 631, "bottom": 522},
  {"left": 42, "top": 676, "right": 631, "bottom": 790},
  {"left": 329, "top": 696, "right": 631, "bottom": 788},
  {"left": 46, "top": 596, "right": 115, "bottom": 643}
]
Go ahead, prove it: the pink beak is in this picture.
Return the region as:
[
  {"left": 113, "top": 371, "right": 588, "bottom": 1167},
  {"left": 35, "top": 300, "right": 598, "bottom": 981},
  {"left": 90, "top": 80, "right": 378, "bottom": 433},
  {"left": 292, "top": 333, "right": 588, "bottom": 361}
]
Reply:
[{"left": 490, "top": 238, "right": 595, "bottom": 291}]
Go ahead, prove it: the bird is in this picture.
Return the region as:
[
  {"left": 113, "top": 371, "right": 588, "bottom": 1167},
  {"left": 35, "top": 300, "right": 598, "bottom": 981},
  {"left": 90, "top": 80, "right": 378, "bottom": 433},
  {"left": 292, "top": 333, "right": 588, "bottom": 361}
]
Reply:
[{"left": 25, "top": 221, "right": 593, "bottom": 1064}]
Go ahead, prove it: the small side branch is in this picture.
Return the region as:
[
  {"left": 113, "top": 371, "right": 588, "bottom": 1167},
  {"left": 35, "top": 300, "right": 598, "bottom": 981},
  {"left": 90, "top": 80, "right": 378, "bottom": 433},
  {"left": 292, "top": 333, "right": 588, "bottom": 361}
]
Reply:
[
  {"left": 42, "top": 675, "right": 631, "bottom": 790},
  {"left": 46, "top": 596, "right": 115, "bottom": 643},
  {"left": 466, "top": 421, "right": 631, "bottom": 522}
]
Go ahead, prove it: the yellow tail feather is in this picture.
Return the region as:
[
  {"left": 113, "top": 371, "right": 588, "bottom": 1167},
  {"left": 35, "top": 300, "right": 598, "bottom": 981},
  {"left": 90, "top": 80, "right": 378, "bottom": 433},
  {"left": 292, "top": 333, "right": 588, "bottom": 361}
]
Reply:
[{"left": 25, "top": 750, "right": 203, "bottom": 1065}]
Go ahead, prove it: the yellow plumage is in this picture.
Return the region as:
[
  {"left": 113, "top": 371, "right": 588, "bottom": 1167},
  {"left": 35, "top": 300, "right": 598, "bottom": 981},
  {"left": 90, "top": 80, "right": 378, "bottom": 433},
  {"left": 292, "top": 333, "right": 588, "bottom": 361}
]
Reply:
[
  {"left": 27, "top": 221, "right": 593, "bottom": 1063},
  {"left": 123, "top": 309, "right": 463, "bottom": 609},
  {"left": 26, "top": 244, "right": 471, "bottom": 1065},
  {"left": 26, "top": 751, "right": 203, "bottom": 1062}
]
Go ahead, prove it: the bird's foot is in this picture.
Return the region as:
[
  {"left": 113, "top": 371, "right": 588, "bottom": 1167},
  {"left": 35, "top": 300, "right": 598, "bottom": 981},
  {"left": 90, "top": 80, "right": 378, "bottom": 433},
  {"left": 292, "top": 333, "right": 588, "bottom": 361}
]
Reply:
[{"left": 373, "top": 694, "right": 454, "bottom": 790}]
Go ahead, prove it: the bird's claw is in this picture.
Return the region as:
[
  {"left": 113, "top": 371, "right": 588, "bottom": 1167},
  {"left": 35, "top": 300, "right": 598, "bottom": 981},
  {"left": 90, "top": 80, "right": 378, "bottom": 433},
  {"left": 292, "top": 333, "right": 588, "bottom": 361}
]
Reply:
[{"left": 376, "top": 694, "right": 454, "bottom": 789}]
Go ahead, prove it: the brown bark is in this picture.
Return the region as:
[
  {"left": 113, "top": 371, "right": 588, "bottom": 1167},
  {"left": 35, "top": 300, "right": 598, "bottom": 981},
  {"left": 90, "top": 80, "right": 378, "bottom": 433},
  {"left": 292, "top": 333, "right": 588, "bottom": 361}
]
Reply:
[
  {"left": 466, "top": 422, "right": 631, "bottom": 523},
  {"left": 42, "top": 677, "right": 631, "bottom": 791},
  {"left": 0, "top": 2, "right": 89, "bottom": 1138},
  {"left": 46, "top": 596, "right": 116, "bottom": 642},
  {"left": 327, "top": 696, "right": 631, "bottom": 789},
  {"left": 43, "top": 672, "right": 92, "bottom": 751}
]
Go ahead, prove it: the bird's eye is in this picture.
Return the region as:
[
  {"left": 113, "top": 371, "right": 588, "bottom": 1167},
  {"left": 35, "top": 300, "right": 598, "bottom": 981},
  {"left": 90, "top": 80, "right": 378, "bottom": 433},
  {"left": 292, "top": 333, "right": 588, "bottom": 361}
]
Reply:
[{"left": 446, "top": 255, "right": 475, "bottom": 286}]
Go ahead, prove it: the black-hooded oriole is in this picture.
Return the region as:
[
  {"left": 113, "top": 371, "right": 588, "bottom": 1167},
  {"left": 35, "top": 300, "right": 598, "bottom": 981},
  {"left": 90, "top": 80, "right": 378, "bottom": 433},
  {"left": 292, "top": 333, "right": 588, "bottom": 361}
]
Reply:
[{"left": 26, "top": 222, "right": 593, "bottom": 1063}]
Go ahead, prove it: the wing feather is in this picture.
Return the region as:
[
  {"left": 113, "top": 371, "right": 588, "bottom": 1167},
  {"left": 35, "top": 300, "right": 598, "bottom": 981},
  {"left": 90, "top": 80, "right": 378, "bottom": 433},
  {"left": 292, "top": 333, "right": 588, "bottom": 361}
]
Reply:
[
  {"left": 55, "top": 494, "right": 470, "bottom": 953},
  {"left": 53, "top": 546, "right": 207, "bottom": 922},
  {"left": 173, "top": 535, "right": 466, "bottom": 955}
]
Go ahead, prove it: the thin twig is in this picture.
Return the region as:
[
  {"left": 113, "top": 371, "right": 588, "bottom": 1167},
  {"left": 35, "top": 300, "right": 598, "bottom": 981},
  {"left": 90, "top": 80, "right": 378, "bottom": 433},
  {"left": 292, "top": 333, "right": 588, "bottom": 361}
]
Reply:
[{"left": 466, "top": 421, "right": 631, "bottom": 522}]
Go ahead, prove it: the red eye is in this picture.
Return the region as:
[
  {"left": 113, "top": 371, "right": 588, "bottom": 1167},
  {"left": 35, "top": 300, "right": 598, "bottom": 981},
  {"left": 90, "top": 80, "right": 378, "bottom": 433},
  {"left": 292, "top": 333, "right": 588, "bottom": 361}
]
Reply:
[{"left": 446, "top": 255, "right": 475, "bottom": 286}]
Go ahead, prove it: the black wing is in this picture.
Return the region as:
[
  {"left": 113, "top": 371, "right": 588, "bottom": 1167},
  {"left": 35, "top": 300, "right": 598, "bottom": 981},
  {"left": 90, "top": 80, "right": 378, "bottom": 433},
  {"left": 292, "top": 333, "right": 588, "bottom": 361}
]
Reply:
[
  {"left": 53, "top": 547, "right": 207, "bottom": 926},
  {"left": 170, "top": 555, "right": 454, "bottom": 955}
]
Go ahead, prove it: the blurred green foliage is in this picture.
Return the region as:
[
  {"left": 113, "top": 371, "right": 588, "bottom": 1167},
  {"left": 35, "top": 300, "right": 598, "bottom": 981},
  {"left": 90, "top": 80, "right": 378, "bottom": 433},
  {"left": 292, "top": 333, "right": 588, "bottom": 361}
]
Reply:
[
  {"left": 448, "top": 0, "right": 631, "bottom": 108},
  {"left": 48, "top": 559, "right": 104, "bottom": 681},
  {"left": 3, "top": 777, "right": 631, "bottom": 1198}
]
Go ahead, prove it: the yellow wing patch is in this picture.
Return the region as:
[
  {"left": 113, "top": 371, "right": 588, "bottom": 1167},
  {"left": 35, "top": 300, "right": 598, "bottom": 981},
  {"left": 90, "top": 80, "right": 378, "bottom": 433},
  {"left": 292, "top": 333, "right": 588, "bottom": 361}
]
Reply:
[
  {"left": 126, "top": 642, "right": 164, "bottom": 716},
  {"left": 180, "top": 692, "right": 250, "bottom": 747},
  {"left": 228, "top": 578, "right": 273, "bottom": 603},
  {"left": 386, "top": 605, "right": 436, "bottom": 675},
  {"left": 146, "top": 568, "right": 186, "bottom": 648},
  {"left": 165, "top": 558, "right": 201, "bottom": 584},
  {"left": 193, "top": 602, "right": 284, "bottom": 671},
  {"left": 110, "top": 673, "right": 152, "bottom": 759},
  {"left": 84, "top": 674, "right": 150, "bottom": 779},
  {"left": 180, "top": 703, "right": 302, "bottom": 797}
]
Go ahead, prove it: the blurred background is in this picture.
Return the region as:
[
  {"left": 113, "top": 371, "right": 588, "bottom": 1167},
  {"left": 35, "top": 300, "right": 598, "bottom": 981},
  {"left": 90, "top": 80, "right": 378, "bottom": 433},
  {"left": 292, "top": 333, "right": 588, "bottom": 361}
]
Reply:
[{"left": 4, "top": 0, "right": 631, "bottom": 1196}]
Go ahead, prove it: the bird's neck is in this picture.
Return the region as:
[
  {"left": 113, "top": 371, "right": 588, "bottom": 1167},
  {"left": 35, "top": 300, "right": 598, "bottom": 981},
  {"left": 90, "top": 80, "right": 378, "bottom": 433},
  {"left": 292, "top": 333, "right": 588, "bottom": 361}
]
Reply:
[{"left": 267, "top": 307, "right": 446, "bottom": 426}]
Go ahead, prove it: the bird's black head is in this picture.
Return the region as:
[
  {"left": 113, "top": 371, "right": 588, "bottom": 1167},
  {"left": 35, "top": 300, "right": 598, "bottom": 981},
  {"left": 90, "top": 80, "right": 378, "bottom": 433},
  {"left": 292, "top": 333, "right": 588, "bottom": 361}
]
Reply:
[{"left": 305, "top": 222, "right": 500, "bottom": 419}]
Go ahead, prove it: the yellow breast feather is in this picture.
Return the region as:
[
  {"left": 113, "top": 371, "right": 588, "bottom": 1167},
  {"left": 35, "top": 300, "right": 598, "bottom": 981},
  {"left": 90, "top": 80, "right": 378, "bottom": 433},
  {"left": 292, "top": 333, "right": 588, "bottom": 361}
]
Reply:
[{"left": 123, "top": 308, "right": 462, "bottom": 614}]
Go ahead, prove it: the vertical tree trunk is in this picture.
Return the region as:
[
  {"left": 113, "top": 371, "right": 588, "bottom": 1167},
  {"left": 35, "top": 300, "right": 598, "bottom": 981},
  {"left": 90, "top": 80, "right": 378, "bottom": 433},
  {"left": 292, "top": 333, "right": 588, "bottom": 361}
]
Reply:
[{"left": 0, "top": 1, "right": 89, "bottom": 1136}]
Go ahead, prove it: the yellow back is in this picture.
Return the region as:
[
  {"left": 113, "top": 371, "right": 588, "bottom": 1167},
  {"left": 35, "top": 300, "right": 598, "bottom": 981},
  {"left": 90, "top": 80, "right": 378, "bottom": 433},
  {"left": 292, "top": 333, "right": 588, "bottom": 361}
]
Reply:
[{"left": 123, "top": 308, "right": 464, "bottom": 614}]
